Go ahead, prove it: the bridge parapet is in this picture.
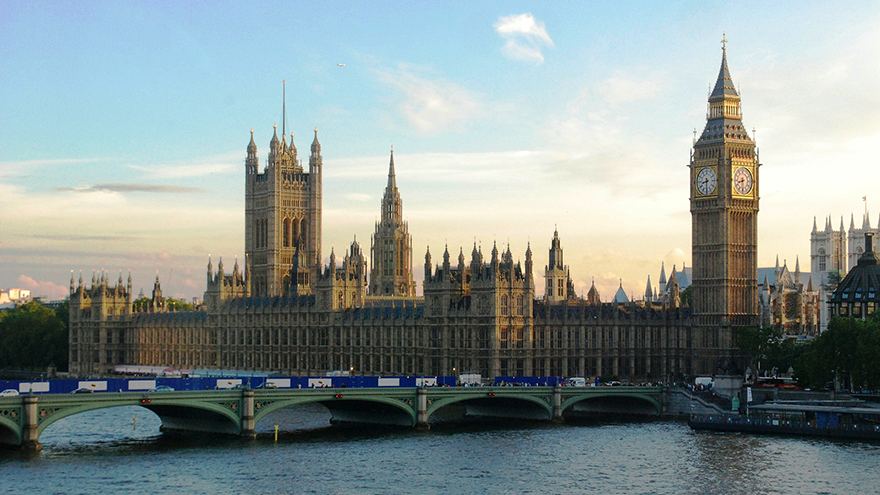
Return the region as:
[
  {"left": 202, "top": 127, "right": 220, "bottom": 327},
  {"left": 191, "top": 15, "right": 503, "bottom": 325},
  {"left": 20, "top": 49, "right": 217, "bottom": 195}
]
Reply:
[{"left": 0, "top": 386, "right": 663, "bottom": 450}]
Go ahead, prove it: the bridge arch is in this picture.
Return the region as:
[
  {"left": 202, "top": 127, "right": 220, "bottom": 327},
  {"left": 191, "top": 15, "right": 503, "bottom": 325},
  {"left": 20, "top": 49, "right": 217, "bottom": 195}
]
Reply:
[
  {"left": 0, "top": 414, "right": 22, "bottom": 445},
  {"left": 426, "top": 391, "right": 553, "bottom": 421},
  {"left": 35, "top": 398, "right": 242, "bottom": 438},
  {"left": 254, "top": 394, "right": 416, "bottom": 427},
  {"left": 560, "top": 391, "right": 662, "bottom": 417}
]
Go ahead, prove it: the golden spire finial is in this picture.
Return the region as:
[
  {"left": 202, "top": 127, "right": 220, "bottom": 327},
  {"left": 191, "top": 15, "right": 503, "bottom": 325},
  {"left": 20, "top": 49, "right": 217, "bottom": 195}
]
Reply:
[
  {"left": 721, "top": 32, "right": 727, "bottom": 51},
  {"left": 391, "top": 144, "right": 394, "bottom": 153}
]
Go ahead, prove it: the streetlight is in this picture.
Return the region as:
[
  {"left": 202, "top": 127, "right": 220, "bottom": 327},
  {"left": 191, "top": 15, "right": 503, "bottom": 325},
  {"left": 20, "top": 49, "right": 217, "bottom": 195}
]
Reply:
[{"left": 453, "top": 367, "right": 457, "bottom": 387}]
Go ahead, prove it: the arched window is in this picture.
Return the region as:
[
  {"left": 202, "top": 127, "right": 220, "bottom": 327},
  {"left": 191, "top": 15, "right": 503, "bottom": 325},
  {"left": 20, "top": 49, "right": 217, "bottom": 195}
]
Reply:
[
  {"left": 283, "top": 219, "right": 290, "bottom": 248},
  {"left": 818, "top": 248, "right": 827, "bottom": 272},
  {"left": 501, "top": 295, "right": 509, "bottom": 316}
]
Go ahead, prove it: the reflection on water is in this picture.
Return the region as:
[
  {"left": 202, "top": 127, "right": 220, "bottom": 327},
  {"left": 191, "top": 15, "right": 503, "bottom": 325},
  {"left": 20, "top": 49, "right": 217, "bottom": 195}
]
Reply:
[{"left": 2, "top": 405, "right": 880, "bottom": 495}]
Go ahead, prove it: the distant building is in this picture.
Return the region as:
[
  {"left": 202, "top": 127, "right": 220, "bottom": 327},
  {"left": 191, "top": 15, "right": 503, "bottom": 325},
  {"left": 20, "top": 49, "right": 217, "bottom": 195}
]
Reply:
[
  {"left": 758, "top": 258, "right": 820, "bottom": 336},
  {"left": 810, "top": 212, "right": 879, "bottom": 330},
  {"left": 0, "top": 288, "right": 31, "bottom": 307},
  {"left": 829, "top": 232, "right": 880, "bottom": 320}
]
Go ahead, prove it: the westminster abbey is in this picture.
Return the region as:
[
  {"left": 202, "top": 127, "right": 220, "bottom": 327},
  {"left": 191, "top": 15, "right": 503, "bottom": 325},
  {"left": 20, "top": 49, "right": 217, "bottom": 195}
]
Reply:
[{"left": 68, "top": 41, "right": 760, "bottom": 381}]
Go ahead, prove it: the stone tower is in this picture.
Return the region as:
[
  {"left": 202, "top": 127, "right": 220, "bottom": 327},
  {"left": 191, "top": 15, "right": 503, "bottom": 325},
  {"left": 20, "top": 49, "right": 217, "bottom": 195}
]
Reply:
[
  {"left": 370, "top": 147, "right": 416, "bottom": 297},
  {"left": 244, "top": 87, "right": 322, "bottom": 298},
  {"left": 544, "top": 228, "right": 574, "bottom": 303},
  {"left": 690, "top": 36, "right": 760, "bottom": 329}
]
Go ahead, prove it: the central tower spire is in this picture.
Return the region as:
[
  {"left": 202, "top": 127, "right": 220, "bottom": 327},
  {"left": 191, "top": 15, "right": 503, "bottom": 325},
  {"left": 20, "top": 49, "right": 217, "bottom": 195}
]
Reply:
[{"left": 370, "top": 146, "right": 415, "bottom": 297}]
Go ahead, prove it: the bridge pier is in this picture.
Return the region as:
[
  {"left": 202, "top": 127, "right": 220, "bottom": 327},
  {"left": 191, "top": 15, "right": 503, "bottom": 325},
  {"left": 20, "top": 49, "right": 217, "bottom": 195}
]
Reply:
[
  {"left": 22, "top": 395, "right": 41, "bottom": 451},
  {"left": 551, "top": 385, "right": 564, "bottom": 424},
  {"left": 416, "top": 387, "right": 429, "bottom": 429},
  {"left": 240, "top": 389, "right": 256, "bottom": 438}
]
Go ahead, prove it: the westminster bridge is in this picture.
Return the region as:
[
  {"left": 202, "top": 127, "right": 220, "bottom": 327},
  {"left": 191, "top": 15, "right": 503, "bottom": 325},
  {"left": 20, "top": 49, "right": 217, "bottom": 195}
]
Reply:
[{"left": 0, "top": 385, "right": 675, "bottom": 450}]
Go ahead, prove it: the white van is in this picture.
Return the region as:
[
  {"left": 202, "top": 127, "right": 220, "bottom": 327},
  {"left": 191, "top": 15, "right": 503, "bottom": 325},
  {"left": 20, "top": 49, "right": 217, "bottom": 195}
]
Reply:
[{"left": 567, "top": 377, "right": 586, "bottom": 387}]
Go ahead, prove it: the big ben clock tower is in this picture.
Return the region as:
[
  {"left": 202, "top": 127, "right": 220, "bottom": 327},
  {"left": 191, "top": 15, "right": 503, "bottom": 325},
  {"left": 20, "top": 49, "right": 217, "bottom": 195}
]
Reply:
[{"left": 690, "top": 36, "right": 760, "bottom": 352}]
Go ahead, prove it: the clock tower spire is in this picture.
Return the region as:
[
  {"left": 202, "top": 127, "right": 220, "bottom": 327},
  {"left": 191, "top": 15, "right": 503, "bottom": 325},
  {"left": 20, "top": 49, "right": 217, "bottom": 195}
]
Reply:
[{"left": 690, "top": 35, "right": 761, "bottom": 368}]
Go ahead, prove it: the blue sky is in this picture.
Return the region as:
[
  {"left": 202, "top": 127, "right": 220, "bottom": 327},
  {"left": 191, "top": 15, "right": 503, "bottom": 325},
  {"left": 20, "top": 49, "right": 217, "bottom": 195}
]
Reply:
[{"left": 2, "top": 1, "right": 880, "bottom": 301}]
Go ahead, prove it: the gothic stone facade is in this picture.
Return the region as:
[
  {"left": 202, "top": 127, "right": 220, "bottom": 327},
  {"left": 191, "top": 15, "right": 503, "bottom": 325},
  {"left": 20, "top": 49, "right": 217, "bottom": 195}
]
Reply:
[{"left": 69, "top": 42, "right": 754, "bottom": 381}]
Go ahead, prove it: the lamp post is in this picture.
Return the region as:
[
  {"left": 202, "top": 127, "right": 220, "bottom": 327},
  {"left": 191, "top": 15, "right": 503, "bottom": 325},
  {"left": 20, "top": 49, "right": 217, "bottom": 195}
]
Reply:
[{"left": 453, "top": 367, "right": 457, "bottom": 387}]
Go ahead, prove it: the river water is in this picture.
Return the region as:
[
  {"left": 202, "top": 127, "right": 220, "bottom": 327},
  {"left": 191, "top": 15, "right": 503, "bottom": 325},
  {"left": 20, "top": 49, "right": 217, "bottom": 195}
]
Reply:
[{"left": 1, "top": 404, "right": 878, "bottom": 495}]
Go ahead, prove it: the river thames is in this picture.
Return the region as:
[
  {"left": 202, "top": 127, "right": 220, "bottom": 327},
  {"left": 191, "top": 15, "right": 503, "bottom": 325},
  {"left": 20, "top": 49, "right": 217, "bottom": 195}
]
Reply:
[{"left": 1, "top": 404, "right": 878, "bottom": 495}]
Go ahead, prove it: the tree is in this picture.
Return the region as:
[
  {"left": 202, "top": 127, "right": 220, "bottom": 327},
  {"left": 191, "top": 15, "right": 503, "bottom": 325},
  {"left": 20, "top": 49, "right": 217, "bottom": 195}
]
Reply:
[
  {"left": 797, "top": 312, "right": 880, "bottom": 391},
  {"left": 679, "top": 286, "right": 693, "bottom": 307},
  {"left": 132, "top": 296, "right": 193, "bottom": 312},
  {"left": 0, "top": 301, "right": 68, "bottom": 371},
  {"left": 733, "top": 326, "right": 782, "bottom": 375}
]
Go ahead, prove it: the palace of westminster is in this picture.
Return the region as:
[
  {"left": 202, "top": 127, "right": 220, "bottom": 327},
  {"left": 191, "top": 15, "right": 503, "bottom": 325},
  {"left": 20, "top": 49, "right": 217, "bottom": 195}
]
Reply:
[{"left": 68, "top": 42, "right": 839, "bottom": 380}]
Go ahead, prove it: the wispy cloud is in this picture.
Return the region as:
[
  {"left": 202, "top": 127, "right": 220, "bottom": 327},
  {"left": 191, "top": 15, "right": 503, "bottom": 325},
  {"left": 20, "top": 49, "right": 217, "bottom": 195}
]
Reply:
[
  {"left": 343, "top": 193, "right": 372, "bottom": 202},
  {"left": 595, "top": 72, "right": 669, "bottom": 105},
  {"left": 374, "top": 65, "right": 483, "bottom": 133},
  {"left": 494, "top": 13, "right": 554, "bottom": 65},
  {"left": 16, "top": 275, "right": 68, "bottom": 299},
  {"left": 56, "top": 183, "right": 203, "bottom": 194},
  {"left": 129, "top": 159, "right": 238, "bottom": 179},
  {"left": 0, "top": 158, "right": 105, "bottom": 179}
]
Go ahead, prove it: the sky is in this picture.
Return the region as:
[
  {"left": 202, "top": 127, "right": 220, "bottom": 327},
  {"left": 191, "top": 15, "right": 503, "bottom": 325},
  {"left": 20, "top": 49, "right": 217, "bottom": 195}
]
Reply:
[{"left": 2, "top": 1, "right": 880, "bottom": 302}]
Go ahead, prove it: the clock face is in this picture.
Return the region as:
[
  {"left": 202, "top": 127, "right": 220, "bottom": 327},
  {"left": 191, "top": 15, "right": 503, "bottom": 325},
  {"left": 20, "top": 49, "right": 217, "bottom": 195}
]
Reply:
[
  {"left": 696, "top": 167, "right": 716, "bottom": 195},
  {"left": 734, "top": 167, "right": 753, "bottom": 194}
]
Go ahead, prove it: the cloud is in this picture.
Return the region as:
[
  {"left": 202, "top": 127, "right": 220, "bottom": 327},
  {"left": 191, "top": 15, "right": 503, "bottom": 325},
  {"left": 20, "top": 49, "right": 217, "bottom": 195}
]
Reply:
[
  {"left": 56, "top": 183, "right": 203, "bottom": 194},
  {"left": 374, "top": 65, "right": 483, "bottom": 133},
  {"left": 494, "top": 13, "right": 554, "bottom": 65},
  {"left": 30, "top": 234, "right": 131, "bottom": 242},
  {"left": 0, "top": 158, "right": 105, "bottom": 179},
  {"left": 129, "top": 159, "right": 238, "bottom": 179},
  {"left": 343, "top": 193, "right": 372, "bottom": 202},
  {"left": 16, "top": 275, "right": 68, "bottom": 299},
  {"left": 595, "top": 72, "right": 668, "bottom": 105}
]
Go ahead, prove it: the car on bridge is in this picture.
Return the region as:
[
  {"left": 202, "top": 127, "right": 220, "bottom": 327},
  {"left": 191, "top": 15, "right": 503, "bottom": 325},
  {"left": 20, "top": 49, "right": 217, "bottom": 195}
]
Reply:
[
  {"left": 149, "top": 385, "right": 175, "bottom": 392},
  {"left": 0, "top": 389, "right": 19, "bottom": 397},
  {"left": 70, "top": 388, "right": 94, "bottom": 394},
  {"left": 256, "top": 382, "right": 278, "bottom": 389}
]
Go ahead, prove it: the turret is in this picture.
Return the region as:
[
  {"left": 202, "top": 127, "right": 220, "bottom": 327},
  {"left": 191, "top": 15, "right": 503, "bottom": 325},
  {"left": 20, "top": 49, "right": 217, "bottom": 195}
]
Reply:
[
  {"left": 269, "top": 124, "right": 280, "bottom": 165},
  {"left": 246, "top": 129, "right": 258, "bottom": 174},
  {"left": 424, "top": 246, "right": 432, "bottom": 281}
]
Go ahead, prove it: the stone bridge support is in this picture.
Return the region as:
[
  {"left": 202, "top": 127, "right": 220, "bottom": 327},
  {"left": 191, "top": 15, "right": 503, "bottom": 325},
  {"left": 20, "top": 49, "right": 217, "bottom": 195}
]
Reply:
[
  {"left": 240, "top": 389, "right": 256, "bottom": 437},
  {"left": 22, "top": 395, "right": 41, "bottom": 451},
  {"left": 552, "top": 385, "right": 563, "bottom": 423},
  {"left": 416, "top": 387, "right": 428, "bottom": 429}
]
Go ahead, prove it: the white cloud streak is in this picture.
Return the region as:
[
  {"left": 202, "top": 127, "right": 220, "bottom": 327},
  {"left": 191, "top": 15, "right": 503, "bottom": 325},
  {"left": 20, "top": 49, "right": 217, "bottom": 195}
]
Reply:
[
  {"left": 494, "top": 13, "right": 554, "bottom": 65},
  {"left": 374, "top": 65, "right": 483, "bottom": 133}
]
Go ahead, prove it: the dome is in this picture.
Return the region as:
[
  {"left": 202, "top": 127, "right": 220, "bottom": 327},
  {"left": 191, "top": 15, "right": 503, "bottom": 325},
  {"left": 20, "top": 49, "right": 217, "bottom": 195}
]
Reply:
[{"left": 830, "top": 233, "right": 880, "bottom": 317}]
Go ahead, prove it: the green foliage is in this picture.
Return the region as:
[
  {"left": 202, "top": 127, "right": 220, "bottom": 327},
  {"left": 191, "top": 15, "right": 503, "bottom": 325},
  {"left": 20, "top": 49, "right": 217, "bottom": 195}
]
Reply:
[
  {"left": 824, "top": 270, "right": 842, "bottom": 291},
  {"left": 166, "top": 298, "right": 194, "bottom": 311},
  {"left": 734, "top": 326, "right": 782, "bottom": 369},
  {"left": 798, "top": 313, "right": 880, "bottom": 390},
  {"left": 679, "top": 286, "right": 693, "bottom": 307},
  {"left": 132, "top": 296, "right": 152, "bottom": 312},
  {"left": 0, "top": 301, "right": 68, "bottom": 371},
  {"left": 132, "top": 296, "right": 193, "bottom": 312}
]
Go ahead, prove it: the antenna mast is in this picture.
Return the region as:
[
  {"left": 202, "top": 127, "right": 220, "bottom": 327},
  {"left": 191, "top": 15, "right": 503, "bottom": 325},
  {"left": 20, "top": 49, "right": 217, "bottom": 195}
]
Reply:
[{"left": 282, "top": 79, "right": 287, "bottom": 138}]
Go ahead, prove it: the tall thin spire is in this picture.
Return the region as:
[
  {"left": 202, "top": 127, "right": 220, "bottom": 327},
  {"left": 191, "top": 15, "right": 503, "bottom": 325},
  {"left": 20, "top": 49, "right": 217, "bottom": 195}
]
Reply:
[
  {"left": 282, "top": 79, "right": 286, "bottom": 138},
  {"left": 387, "top": 145, "right": 397, "bottom": 189}
]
